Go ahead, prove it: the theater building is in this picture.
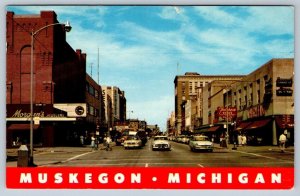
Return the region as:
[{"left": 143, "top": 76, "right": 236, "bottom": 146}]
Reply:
[{"left": 6, "top": 11, "right": 104, "bottom": 147}]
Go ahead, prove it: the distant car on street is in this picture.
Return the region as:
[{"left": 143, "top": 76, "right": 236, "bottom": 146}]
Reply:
[
  {"left": 189, "top": 135, "right": 213, "bottom": 152},
  {"left": 123, "top": 135, "right": 142, "bottom": 149},
  {"left": 152, "top": 136, "right": 171, "bottom": 151}
]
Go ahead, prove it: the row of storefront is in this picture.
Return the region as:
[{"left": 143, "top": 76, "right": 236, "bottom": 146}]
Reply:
[{"left": 194, "top": 114, "right": 294, "bottom": 146}]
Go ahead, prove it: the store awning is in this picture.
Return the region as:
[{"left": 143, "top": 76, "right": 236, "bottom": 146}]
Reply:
[
  {"left": 235, "top": 122, "right": 252, "bottom": 131},
  {"left": 194, "top": 126, "right": 220, "bottom": 134},
  {"left": 7, "top": 124, "right": 39, "bottom": 131},
  {"left": 245, "top": 119, "right": 271, "bottom": 130},
  {"left": 207, "top": 126, "right": 220, "bottom": 132},
  {"left": 193, "top": 128, "right": 208, "bottom": 134}
]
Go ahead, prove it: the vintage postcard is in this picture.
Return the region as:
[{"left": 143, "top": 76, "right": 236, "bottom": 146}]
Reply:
[{"left": 5, "top": 5, "right": 294, "bottom": 189}]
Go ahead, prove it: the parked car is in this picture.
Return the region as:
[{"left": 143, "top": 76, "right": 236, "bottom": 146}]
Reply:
[
  {"left": 123, "top": 135, "right": 142, "bottom": 149},
  {"left": 189, "top": 135, "right": 213, "bottom": 152},
  {"left": 152, "top": 136, "right": 171, "bottom": 151}
]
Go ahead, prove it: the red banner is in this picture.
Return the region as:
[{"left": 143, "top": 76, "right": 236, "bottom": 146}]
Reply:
[{"left": 6, "top": 167, "right": 294, "bottom": 189}]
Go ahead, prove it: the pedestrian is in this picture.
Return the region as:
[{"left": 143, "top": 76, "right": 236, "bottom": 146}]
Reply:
[
  {"left": 279, "top": 132, "right": 287, "bottom": 152},
  {"left": 219, "top": 134, "right": 224, "bottom": 147},
  {"left": 238, "top": 134, "right": 242, "bottom": 146},
  {"left": 80, "top": 135, "right": 84, "bottom": 146},
  {"left": 91, "top": 135, "right": 95, "bottom": 149},
  {"left": 104, "top": 135, "right": 112, "bottom": 151},
  {"left": 241, "top": 134, "right": 247, "bottom": 146}
]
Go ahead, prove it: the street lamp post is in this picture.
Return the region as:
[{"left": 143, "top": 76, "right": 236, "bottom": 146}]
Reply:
[
  {"left": 127, "top": 110, "right": 133, "bottom": 120},
  {"left": 29, "top": 21, "right": 71, "bottom": 166}
]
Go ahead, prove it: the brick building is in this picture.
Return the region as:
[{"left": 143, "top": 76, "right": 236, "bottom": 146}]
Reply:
[{"left": 6, "top": 11, "right": 104, "bottom": 147}]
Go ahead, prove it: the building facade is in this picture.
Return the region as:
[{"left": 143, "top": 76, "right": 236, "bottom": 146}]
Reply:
[
  {"left": 200, "top": 58, "right": 294, "bottom": 146},
  {"left": 174, "top": 72, "right": 244, "bottom": 135},
  {"left": 102, "top": 86, "right": 127, "bottom": 130},
  {"left": 6, "top": 11, "right": 103, "bottom": 147},
  {"left": 231, "top": 59, "right": 294, "bottom": 145}
]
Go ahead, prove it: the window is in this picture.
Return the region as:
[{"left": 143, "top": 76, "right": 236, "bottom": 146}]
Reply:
[
  {"left": 189, "top": 82, "right": 193, "bottom": 93},
  {"left": 89, "top": 85, "right": 95, "bottom": 96},
  {"left": 95, "top": 89, "right": 99, "bottom": 99}
]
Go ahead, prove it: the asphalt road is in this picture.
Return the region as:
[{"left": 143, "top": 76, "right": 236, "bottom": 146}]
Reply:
[{"left": 7, "top": 139, "right": 294, "bottom": 167}]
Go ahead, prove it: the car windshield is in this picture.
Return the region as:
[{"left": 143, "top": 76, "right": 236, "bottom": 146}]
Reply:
[
  {"left": 154, "top": 137, "right": 167, "bottom": 140},
  {"left": 127, "top": 136, "right": 139, "bottom": 140},
  {"left": 193, "top": 136, "right": 209, "bottom": 141}
]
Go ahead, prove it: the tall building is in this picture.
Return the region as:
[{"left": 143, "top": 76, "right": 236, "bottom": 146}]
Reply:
[
  {"left": 102, "top": 86, "right": 126, "bottom": 129},
  {"left": 174, "top": 72, "right": 244, "bottom": 135},
  {"left": 167, "top": 111, "right": 176, "bottom": 136}
]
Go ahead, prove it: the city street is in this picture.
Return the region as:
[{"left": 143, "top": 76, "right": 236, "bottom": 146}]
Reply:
[{"left": 7, "top": 139, "right": 294, "bottom": 168}]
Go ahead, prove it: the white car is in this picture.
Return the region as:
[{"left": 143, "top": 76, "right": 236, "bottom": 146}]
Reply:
[
  {"left": 152, "top": 136, "right": 171, "bottom": 151},
  {"left": 189, "top": 135, "right": 213, "bottom": 152},
  {"left": 123, "top": 135, "right": 142, "bottom": 149}
]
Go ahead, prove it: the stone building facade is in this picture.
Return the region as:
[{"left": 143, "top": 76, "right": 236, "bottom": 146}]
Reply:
[
  {"left": 174, "top": 72, "right": 244, "bottom": 135},
  {"left": 201, "top": 58, "right": 294, "bottom": 145}
]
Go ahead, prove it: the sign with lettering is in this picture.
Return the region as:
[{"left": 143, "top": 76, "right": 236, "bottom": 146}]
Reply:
[
  {"left": 6, "top": 104, "right": 67, "bottom": 118},
  {"left": 54, "top": 103, "right": 87, "bottom": 117},
  {"left": 276, "top": 77, "right": 293, "bottom": 87},
  {"left": 276, "top": 87, "right": 293, "bottom": 96},
  {"left": 247, "top": 105, "right": 265, "bottom": 119},
  {"left": 216, "top": 107, "right": 237, "bottom": 120}
]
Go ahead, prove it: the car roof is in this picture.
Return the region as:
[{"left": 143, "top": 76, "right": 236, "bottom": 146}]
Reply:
[{"left": 193, "top": 135, "right": 208, "bottom": 137}]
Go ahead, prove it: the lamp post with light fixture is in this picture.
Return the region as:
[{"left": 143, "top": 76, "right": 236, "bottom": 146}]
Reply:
[{"left": 29, "top": 21, "right": 72, "bottom": 166}]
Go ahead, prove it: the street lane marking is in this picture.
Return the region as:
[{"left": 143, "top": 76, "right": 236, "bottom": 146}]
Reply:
[
  {"left": 235, "top": 150, "right": 276, "bottom": 159},
  {"left": 197, "top": 164, "right": 204, "bottom": 168},
  {"left": 63, "top": 151, "right": 95, "bottom": 163},
  {"left": 234, "top": 150, "right": 294, "bottom": 163}
]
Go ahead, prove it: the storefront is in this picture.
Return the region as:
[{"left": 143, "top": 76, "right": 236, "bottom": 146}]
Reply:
[{"left": 6, "top": 103, "right": 87, "bottom": 147}]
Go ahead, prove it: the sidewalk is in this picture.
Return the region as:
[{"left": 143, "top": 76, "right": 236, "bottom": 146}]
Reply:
[
  {"left": 213, "top": 143, "right": 294, "bottom": 153},
  {"left": 6, "top": 142, "right": 118, "bottom": 166}
]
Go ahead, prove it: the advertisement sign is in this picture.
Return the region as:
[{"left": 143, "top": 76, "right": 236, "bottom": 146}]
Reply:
[{"left": 216, "top": 107, "right": 237, "bottom": 120}]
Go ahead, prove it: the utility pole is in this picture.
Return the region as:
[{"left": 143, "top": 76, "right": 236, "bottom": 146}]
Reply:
[{"left": 97, "top": 47, "right": 99, "bottom": 84}]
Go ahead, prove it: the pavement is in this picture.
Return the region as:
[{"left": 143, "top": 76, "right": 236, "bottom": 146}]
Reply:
[{"left": 6, "top": 143, "right": 294, "bottom": 167}]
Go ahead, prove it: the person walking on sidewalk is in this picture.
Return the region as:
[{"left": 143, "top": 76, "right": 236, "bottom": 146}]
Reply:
[
  {"left": 91, "top": 135, "right": 96, "bottom": 150},
  {"left": 279, "top": 132, "right": 287, "bottom": 152},
  {"left": 104, "top": 135, "right": 112, "bottom": 151}
]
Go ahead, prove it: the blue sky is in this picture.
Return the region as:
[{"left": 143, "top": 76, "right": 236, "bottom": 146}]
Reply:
[{"left": 7, "top": 6, "right": 294, "bottom": 131}]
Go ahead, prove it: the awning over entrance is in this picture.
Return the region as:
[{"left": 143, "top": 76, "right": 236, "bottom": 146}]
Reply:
[
  {"left": 207, "top": 126, "right": 220, "bottom": 132},
  {"left": 235, "top": 122, "right": 252, "bottom": 131},
  {"left": 7, "top": 124, "right": 39, "bottom": 131},
  {"left": 194, "top": 126, "right": 220, "bottom": 134},
  {"left": 245, "top": 119, "right": 271, "bottom": 130}
]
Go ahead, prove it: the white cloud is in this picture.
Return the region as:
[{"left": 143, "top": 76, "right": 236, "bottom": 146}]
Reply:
[
  {"left": 194, "top": 6, "right": 239, "bottom": 27},
  {"left": 245, "top": 6, "right": 294, "bottom": 35},
  {"left": 158, "top": 6, "right": 188, "bottom": 22}
]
